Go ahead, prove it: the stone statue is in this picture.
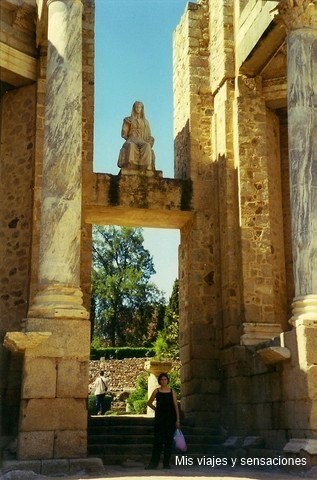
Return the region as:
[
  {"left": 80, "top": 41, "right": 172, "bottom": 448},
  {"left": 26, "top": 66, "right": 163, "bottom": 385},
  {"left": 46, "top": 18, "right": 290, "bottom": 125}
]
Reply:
[{"left": 117, "top": 101, "right": 155, "bottom": 171}]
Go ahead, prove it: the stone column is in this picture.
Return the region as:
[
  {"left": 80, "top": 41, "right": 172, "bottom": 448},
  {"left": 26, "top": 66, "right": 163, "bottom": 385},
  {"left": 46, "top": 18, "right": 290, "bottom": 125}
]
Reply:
[
  {"left": 16, "top": 0, "right": 90, "bottom": 460},
  {"left": 28, "top": 0, "right": 88, "bottom": 319},
  {"left": 278, "top": 1, "right": 317, "bottom": 325},
  {"left": 277, "top": 0, "right": 317, "bottom": 449},
  {"left": 144, "top": 360, "right": 172, "bottom": 416}
]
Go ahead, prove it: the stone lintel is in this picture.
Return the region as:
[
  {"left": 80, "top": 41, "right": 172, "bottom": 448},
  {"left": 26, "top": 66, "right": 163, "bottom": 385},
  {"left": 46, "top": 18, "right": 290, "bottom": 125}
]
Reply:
[
  {"left": 0, "top": 42, "right": 37, "bottom": 87},
  {"left": 119, "top": 168, "right": 163, "bottom": 177},
  {"left": 3, "top": 332, "right": 51, "bottom": 354},
  {"left": 86, "top": 172, "right": 194, "bottom": 229},
  {"left": 240, "top": 21, "right": 286, "bottom": 77},
  {"left": 85, "top": 205, "right": 194, "bottom": 229},
  {"left": 262, "top": 77, "right": 287, "bottom": 108},
  {"left": 284, "top": 438, "right": 317, "bottom": 455},
  {"left": 257, "top": 346, "right": 291, "bottom": 364}
]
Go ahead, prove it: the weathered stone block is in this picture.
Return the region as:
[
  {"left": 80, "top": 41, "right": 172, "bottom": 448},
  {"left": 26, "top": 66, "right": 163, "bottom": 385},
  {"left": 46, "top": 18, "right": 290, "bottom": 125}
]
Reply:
[
  {"left": 251, "top": 375, "right": 271, "bottom": 404},
  {"left": 18, "top": 431, "right": 54, "bottom": 460},
  {"left": 282, "top": 368, "right": 308, "bottom": 400},
  {"left": 179, "top": 344, "right": 190, "bottom": 363},
  {"left": 284, "top": 400, "right": 314, "bottom": 429},
  {"left": 191, "top": 341, "right": 217, "bottom": 360},
  {"left": 54, "top": 430, "right": 87, "bottom": 458},
  {"left": 26, "top": 318, "right": 90, "bottom": 359},
  {"left": 190, "top": 358, "right": 220, "bottom": 379},
  {"left": 2, "top": 460, "right": 42, "bottom": 475},
  {"left": 69, "top": 457, "right": 105, "bottom": 474},
  {"left": 254, "top": 403, "right": 273, "bottom": 430},
  {"left": 308, "top": 365, "right": 317, "bottom": 400},
  {"left": 225, "top": 377, "right": 251, "bottom": 404},
  {"left": 185, "top": 393, "right": 220, "bottom": 413},
  {"left": 56, "top": 359, "right": 89, "bottom": 398},
  {"left": 301, "top": 326, "right": 317, "bottom": 365},
  {"left": 41, "top": 459, "right": 70, "bottom": 475},
  {"left": 20, "top": 398, "right": 87, "bottom": 431},
  {"left": 22, "top": 357, "right": 56, "bottom": 399},
  {"left": 283, "top": 329, "right": 300, "bottom": 367}
]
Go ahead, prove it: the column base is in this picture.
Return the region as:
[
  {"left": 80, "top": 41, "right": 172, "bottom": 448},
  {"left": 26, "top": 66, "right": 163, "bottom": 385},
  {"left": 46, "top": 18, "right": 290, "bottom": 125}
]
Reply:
[
  {"left": 240, "top": 322, "right": 282, "bottom": 346},
  {"left": 28, "top": 285, "right": 89, "bottom": 319},
  {"left": 290, "top": 295, "right": 317, "bottom": 327}
]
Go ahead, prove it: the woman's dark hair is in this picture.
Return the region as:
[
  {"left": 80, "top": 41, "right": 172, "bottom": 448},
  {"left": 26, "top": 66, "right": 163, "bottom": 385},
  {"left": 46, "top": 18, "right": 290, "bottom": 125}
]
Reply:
[{"left": 158, "top": 372, "right": 169, "bottom": 385}]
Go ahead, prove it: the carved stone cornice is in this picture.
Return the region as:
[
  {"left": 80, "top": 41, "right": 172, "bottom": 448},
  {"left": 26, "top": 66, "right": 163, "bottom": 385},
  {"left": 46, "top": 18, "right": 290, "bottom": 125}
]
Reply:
[{"left": 276, "top": 0, "right": 317, "bottom": 31}]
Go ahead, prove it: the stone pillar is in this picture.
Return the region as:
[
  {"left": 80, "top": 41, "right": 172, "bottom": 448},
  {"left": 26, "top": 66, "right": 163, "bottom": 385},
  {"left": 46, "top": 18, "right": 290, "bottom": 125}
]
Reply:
[
  {"left": 174, "top": 1, "right": 222, "bottom": 427},
  {"left": 144, "top": 360, "right": 172, "bottom": 416},
  {"left": 235, "top": 75, "right": 287, "bottom": 345},
  {"left": 277, "top": 0, "right": 317, "bottom": 446},
  {"left": 28, "top": 0, "right": 88, "bottom": 319},
  {"left": 277, "top": 0, "right": 317, "bottom": 326},
  {"left": 15, "top": 0, "right": 90, "bottom": 460}
]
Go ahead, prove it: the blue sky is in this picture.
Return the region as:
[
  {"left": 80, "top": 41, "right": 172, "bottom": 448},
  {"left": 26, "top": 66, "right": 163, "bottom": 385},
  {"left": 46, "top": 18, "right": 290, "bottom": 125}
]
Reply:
[{"left": 93, "top": 0, "right": 191, "bottom": 298}]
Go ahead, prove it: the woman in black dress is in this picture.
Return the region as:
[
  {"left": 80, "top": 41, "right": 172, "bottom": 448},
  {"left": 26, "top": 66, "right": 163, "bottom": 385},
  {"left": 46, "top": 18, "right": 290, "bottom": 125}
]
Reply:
[{"left": 146, "top": 372, "right": 180, "bottom": 469}]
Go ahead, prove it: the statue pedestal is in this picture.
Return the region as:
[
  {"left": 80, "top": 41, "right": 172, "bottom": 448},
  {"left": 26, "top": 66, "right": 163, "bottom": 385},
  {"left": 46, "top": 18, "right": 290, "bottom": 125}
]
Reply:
[
  {"left": 144, "top": 360, "right": 172, "bottom": 416},
  {"left": 119, "top": 167, "right": 163, "bottom": 178}
]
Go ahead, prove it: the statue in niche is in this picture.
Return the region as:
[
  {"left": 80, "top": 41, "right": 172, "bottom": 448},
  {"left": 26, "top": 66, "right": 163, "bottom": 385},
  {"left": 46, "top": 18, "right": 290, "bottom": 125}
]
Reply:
[{"left": 117, "top": 101, "right": 155, "bottom": 172}]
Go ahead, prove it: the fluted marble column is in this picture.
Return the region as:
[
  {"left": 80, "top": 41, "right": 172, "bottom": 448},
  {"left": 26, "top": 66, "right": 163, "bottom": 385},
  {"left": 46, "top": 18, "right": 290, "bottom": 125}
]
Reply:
[
  {"left": 29, "top": 0, "right": 88, "bottom": 319},
  {"left": 278, "top": 1, "right": 317, "bottom": 325}
]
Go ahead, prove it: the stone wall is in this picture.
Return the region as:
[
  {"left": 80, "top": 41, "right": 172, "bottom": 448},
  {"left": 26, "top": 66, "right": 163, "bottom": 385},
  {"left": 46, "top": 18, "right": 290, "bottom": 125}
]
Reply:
[
  {"left": 174, "top": 0, "right": 222, "bottom": 427},
  {"left": 209, "top": 0, "right": 234, "bottom": 93},
  {"left": 220, "top": 346, "right": 287, "bottom": 449},
  {"left": 0, "top": 84, "right": 36, "bottom": 435},
  {"left": 234, "top": 77, "right": 287, "bottom": 344},
  {"left": 0, "top": 1, "right": 37, "bottom": 57},
  {"left": 89, "top": 358, "right": 147, "bottom": 394}
]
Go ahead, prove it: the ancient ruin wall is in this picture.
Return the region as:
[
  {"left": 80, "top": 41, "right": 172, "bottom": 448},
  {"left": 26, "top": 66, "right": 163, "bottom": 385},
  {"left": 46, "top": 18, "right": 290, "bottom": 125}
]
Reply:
[
  {"left": 173, "top": 3, "right": 191, "bottom": 179},
  {"left": 0, "top": 84, "right": 36, "bottom": 434},
  {"left": 174, "top": 1, "right": 223, "bottom": 426},
  {"left": 266, "top": 108, "right": 288, "bottom": 331},
  {"left": 234, "top": 78, "right": 287, "bottom": 338},
  {"left": 209, "top": 0, "right": 234, "bottom": 93},
  {"left": 213, "top": 81, "right": 243, "bottom": 347}
]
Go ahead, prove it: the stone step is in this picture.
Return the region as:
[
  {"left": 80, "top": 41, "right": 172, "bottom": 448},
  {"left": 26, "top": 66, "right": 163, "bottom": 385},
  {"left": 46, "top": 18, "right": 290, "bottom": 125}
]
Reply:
[
  {"left": 89, "top": 448, "right": 226, "bottom": 467},
  {"left": 88, "top": 425, "right": 153, "bottom": 435},
  {"left": 87, "top": 415, "right": 225, "bottom": 465},
  {"left": 88, "top": 415, "right": 152, "bottom": 426},
  {"left": 88, "top": 433, "right": 223, "bottom": 446},
  {"left": 88, "top": 442, "right": 222, "bottom": 455}
]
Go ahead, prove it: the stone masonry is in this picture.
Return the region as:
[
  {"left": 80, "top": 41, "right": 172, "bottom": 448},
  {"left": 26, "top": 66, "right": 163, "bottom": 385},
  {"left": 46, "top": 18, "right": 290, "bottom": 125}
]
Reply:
[{"left": 1, "top": 0, "right": 317, "bottom": 468}]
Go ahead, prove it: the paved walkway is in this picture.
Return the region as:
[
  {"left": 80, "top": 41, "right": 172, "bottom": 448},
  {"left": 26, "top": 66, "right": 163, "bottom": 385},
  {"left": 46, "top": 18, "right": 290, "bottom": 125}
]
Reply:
[
  {"left": 76, "top": 464, "right": 313, "bottom": 479},
  {"left": 4, "top": 464, "right": 314, "bottom": 480}
]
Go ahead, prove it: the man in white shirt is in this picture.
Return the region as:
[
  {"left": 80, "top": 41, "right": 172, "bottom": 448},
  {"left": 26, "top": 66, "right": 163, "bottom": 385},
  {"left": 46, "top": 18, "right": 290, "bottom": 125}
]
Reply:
[{"left": 94, "top": 370, "right": 108, "bottom": 415}]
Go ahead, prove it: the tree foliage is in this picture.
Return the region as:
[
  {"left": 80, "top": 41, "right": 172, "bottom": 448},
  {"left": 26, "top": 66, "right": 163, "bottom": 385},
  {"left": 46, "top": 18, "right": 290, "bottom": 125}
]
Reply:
[
  {"left": 91, "top": 226, "right": 166, "bottom": 347},
  {"left": 153, "top": 279, "right": 179, "bottom": 360}
]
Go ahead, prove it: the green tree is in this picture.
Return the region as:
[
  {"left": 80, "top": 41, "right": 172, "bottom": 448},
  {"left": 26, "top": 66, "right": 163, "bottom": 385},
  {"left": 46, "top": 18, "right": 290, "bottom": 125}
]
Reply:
[
  {"left": 92, "top": 226, "right": 166, "bottom": 347},
  {"left": 154, "top": 279, "right": 179, "bottom": 360}
]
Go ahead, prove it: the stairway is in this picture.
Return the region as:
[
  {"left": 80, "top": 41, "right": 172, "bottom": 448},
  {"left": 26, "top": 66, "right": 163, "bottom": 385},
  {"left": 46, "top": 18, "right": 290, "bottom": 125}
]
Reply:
[{"left": 88, "top": 415, "right": 224, "bottom": 466}]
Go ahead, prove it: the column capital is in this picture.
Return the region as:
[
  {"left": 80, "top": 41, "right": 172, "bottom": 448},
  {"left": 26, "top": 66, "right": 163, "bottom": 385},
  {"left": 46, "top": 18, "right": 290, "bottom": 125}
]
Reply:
[{"left": 276, "top": 1, "right": 317, "bottom": 31}]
